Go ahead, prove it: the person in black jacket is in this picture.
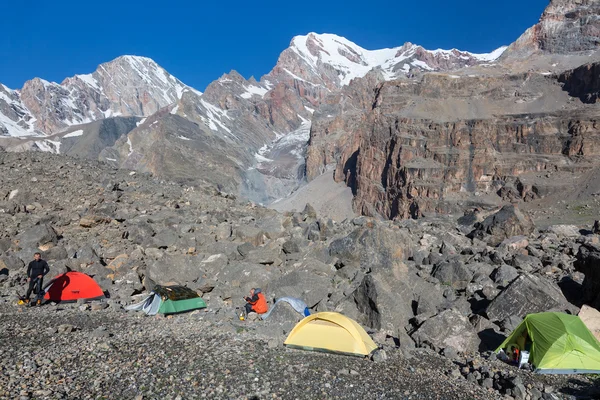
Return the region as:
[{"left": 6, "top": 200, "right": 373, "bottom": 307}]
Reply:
[{"left": 24, "top": 252, "right": 50, "bottom": 304}]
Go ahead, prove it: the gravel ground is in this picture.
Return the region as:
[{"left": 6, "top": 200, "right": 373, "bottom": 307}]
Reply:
[{"left": 0, "top": 304, "right": 502, "bottom": 400}]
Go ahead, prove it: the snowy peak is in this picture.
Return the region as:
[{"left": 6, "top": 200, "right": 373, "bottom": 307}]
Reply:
[{"left": 0, "top": 55, "right": 200, "bottom": 137}]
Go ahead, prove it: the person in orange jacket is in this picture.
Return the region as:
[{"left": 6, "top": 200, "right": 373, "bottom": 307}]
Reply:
[{"left": 244, "top": 288, "right": 268, "bottom": 316}]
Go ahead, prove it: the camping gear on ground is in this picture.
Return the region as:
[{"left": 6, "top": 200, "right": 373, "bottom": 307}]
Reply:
[
  {"left": 261, "top": 297, "right": 310, "bottom": 320},
  {"left": 519, "top": 350, "right": 530, "bottom": 369},
  {"left": 43, "top": 271, "right": 105, "bottom": 302},
  {"left": 496, "top": 312, "right": 600, "bottom": 374},
  {"left": 284, "top": 312, "right": 378, "bottom": 357},
  {"left": 126, "top": 285, "right": 207, "bottom": 315}
]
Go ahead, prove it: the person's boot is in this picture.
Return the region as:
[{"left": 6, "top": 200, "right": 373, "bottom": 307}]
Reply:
[{"left": 36, "top": 299, "right": 42, "bottom": 306}]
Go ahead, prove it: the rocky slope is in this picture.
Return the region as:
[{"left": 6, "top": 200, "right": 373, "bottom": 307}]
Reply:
[{"left": 1, "top": 152, "right": 600, "bottom": 399}]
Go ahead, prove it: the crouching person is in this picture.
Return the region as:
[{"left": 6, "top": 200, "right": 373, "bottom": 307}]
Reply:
[{"left": 244, "top": 288, "right": 268, "bottom": 317}]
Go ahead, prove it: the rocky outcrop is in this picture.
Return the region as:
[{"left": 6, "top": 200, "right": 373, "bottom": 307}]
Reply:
[
  {"left": 306, "top": 66, "right": 600, "bottom": 219},
  {"left": 559, "top": 62, "right": 600, "bottom": 103},
  {"left": 485, "top": 274, "right": 575, "bottom": 322},
  {"left": 469, "top": 205, "right": 535, "bottom": 247},
  {"left": 504, "top": 0, "right": 600, "bottom": 56},
  {"left": 575, "top": 243, "right": 600, "bottom": 308}
]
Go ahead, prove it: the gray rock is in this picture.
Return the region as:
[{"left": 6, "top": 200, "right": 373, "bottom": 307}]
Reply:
[
  {"left": 371, "top": 349, "right": 387, "bottom": 362},
  {"left": 469, "top": 205, "right": 535, "bottom": 246},
  {"left": 15, "top": 224, "right": 58, "bottom": 249},
  {"left": 57, "top": 324, "right": 76, "bottom": 334},
  {"left": 282, "top": 240, "right": 300, "bottom": 254},
  {"left": 491, "top": 265, "right": 519, "bottom": 286},
  {"left": 432, "top": 260, "right": 474, "bottom": 290},
  {"left": 500, "top": 315, "right": 523, "bottom": 332},
  {"left": 412, "top": 309, "right": 479, "bottom": 353},
  {"left": 486, "top": 274, "right": 575, "bottom": 322},
  {"left": 235, "top": 225, "right": 266, "bottom": 246}
]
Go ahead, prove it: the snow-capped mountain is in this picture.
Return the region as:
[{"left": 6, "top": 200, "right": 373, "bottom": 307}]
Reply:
[
  {"left": 0, "top": 55, "right": 198, "bottom": 137},
  {"left": 266, "top": 33, "right": 507, "bottom": 91}
]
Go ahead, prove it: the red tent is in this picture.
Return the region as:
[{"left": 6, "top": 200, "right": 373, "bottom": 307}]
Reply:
[{"left": 44, "top": 271, "right": 105, "bottom": 302}]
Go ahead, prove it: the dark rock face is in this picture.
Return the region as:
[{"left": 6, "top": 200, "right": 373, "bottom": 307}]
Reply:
[
  {"left": 575, "top": 243, "right": 600, "bottom": 308},
  {"left": 559, "top": 62, "right": 600, "bottom": 104}
]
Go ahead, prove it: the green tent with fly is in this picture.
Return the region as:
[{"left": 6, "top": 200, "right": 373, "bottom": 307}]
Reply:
[{"left": 496, "top": 312, "right": 600, "bottom": 374}]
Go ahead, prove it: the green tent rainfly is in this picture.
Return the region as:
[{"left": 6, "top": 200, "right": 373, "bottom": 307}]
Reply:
[
  {"left": 496, "top": 312, "right": 600, "bottom": 374},
  {"left": 126, "top": 285, "right": 207, "bottom": 315}
]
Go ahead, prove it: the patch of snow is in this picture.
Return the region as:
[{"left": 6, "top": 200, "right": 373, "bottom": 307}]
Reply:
[
  {"left": 171, "top": 104, "right": 179, "bottom": 114},
  {"left": 105, "top": 157, "right": 117, "bottom": 161},
  {"left": 35, "top": 140, "right": 61, "bottom": 154},
  {"left": 411, "top": 60, "right": 434, "bottom": 71},
  {"left": 240, "top": 84, "right": 269, "bottom": 99},
  {"left": 200, "top": 99, "right": 232, "bottom": 134},
  {"left": 63, "top": 129, "right": 84, "bottom": 138},
  {"left": 76, "top": 73, "right": 100, "bottom": 90},
  {"left": 136, "top": 118, "right": 147, "bottom": 127},
  {"left": 176, "top": 135, "right": 191, "bottom": 141},
  {"left": 103, "top": 109, "right": 123, "bottom": 118},
  {"left": 127, "top": 137, "right": 134, "bottom": 156},
  {"left": 255, "top": 153, "right": 273, "bottom": 163},
  {"left": 304, "top": 106, "right": 315, "bottom": 114}
]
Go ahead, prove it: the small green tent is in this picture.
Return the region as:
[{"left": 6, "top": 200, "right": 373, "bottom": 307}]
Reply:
[
  {"left": 496, "top": 312, "right": 600, "bottom": 374},
  {"left": 126, "top": 285, "right": 207, "bottom": 315}
]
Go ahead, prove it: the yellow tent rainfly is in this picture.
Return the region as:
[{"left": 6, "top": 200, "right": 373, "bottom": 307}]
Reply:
[{"left": 284, "top": 312, "right": 378, "bottom": 357}]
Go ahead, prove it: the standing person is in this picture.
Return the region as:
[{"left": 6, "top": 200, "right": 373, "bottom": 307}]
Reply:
[
  {"left": 24, "top": 252, "right": 50, "bottom": 305},
  {"left": 243, "top": 288, "right": 268, "bottom": 317}
]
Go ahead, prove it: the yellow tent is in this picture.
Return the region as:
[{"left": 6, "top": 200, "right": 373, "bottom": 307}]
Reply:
[{"left": 284, "top": 312, "right": 378, "bottom": 357}]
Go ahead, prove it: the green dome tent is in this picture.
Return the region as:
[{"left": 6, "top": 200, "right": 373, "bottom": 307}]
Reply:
[
  {"left": 496, "top": 312, "right": 600, "bottom": 374},
  {"left": 126, "top": 285, "right": 206, "bottom": 315}
]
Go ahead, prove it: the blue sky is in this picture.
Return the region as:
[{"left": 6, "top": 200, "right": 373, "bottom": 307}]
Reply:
[{"left": 1, "top": 0, "right": 549, "bottom": 91}]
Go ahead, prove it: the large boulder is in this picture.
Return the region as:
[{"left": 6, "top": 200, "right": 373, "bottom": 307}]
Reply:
[
  {"left": 575, "top": 244, "right": 600, "bottom": 308},
  {"left": 486, "top": 273, "right": 575, "bottom": 322},
  {"left": 412, "top": 309, "right": 479, "bottom": 353},
  {"left": 235, "top": 225, "right": 266, "bottom": 246},
  {"left": 329, "top": 224, "right": 414, "bottom": 269},
  {"left": 431, "top": 259, "right": 474, "bottom": 290},
  {"left": 15, "top": 224, "right": 58, "bottom": 250},
  {"left": 269, "top": 269, "right": 331, "bottom": 308},
  {"left": 146, "top": 253, "right": 204, "bottom": 285},
  {"left": 342, "top": 263, "right": 445, "bottom": 336},
  {"left": 469, "top": 205, "right": 535, "bottom": 246}
]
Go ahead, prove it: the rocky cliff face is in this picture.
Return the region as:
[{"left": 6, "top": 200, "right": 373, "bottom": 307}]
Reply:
[
  {"left": 505, "top": 0, "right": 600, "bottom": 56},
  {"left": 307, "top": 62, "right": 600, "bottom": 219},
  {"left": 304, "top": 0, "right": 600, "bottom": 220}
]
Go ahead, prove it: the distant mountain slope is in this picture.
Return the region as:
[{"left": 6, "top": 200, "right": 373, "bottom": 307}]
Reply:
[{"left": 0, "top": 56, "right": 197, "bottom": 137}]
